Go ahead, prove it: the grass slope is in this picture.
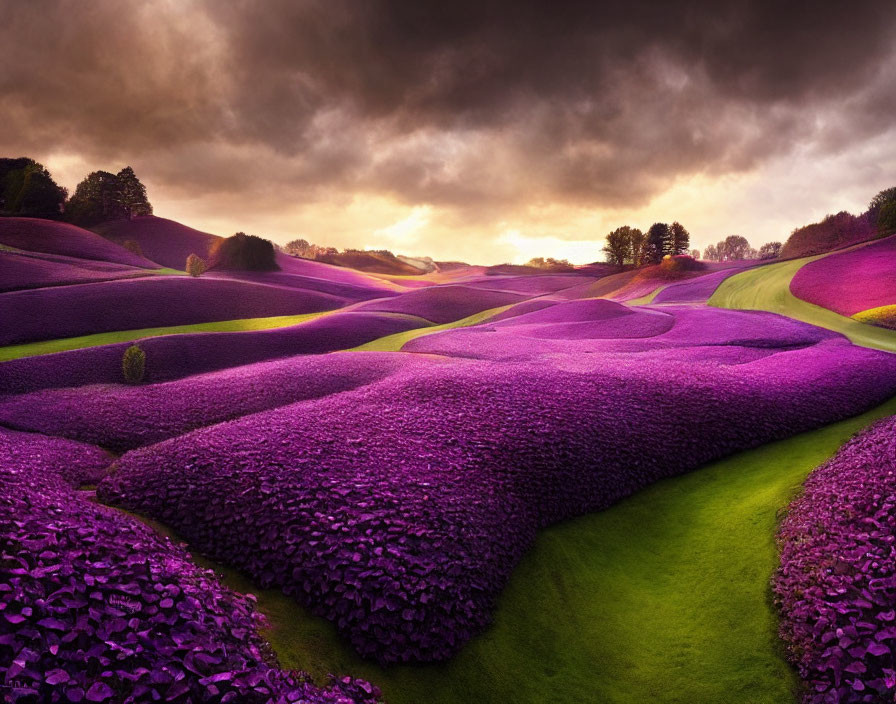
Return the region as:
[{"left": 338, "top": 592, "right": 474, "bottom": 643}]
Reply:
[
  {"left": 351, "top": 304, "right": 513, "bottom": 351},
  {"left": 0, "top": 312, "right": 326, "bottom": 361},
  {"left": 0, "top": 310, "right": 433, "bottom": 362},
  {"left": 120, "top": 394, "right": 896, "bottom": 704},
  {"left": 708, "top": 253, "right": 896, "bottom": 352}
]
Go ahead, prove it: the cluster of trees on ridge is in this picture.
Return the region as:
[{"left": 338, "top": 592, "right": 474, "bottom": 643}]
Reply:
[
  {"left": 602, "top": 222, "right": 692, "bottom": 267},
  {"left": 603, "top": 185, "right": 896, "bottom": 269},
  {"left": 0, "top": 157, "right": 152, "bottom": 226}
]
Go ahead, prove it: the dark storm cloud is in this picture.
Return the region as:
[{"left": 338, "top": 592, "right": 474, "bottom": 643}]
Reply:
[{"left": 2, "top": 0, "right": 895, "bottom": 211}]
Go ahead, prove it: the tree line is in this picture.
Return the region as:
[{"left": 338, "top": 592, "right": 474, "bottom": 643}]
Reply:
[
  {"left": 0, "top": 157, "right": 152, "bottom": 226},
  {"left": 603, "top": 222, "right": 785, "bottom": 267},
  {"left": 602, "top": 222, "right": 691, "bottom": 267}
]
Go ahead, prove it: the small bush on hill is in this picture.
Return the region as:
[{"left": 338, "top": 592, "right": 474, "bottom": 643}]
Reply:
[
  {"left": 659, "top": 254, "right": 705, "bottom": 274},
  {"left": 209, "top": 232, "right": 279, "bottom": 271},
  {"left": 186, "top": 253, "right": 207, "bottom": 277},
  {"left": 122, "top": 344, "right": 146, "bottom": 384},
  {"left": 525, "top": 257, "right": 575, "bottom": 272}
]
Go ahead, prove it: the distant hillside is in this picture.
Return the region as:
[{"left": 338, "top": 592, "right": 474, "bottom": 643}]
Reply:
[
  {"left": 93, "top": 216, "right": 220, "bottom": 270},
  {"left": 312, "top": 249, "right": 425, "bottom": 275},
  {"left": 780, "top": 211, "right": 876, "bottom": 259},
  {"left": 0, "top": 217, "right": 158, "bottom": 268}
]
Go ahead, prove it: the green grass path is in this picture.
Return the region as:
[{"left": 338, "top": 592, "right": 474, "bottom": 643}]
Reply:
[
  {"left": 708, "top": 253, "right": 896, "bottom": 352},
  {"left": 126, "top": 396, "right": 896, "bottom": 704},
  {"left": 351, "top": 304, "right": 514, "bottom": 351}
]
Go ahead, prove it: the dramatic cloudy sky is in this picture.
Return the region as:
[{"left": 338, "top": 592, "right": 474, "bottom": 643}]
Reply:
[{"left": 2, "top": 0, "right": 895, "bottom": 263}]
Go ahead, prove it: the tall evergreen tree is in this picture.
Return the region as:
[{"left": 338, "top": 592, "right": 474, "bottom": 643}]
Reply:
[
  {"left": 629, "top": 228, "right": 647, "bottom": 266},
  {"left": 669, "top": 221, "right": 690, "bottom": 255},
  {"left": 645, "top": 222, "right": 670, "bottom": 264}
]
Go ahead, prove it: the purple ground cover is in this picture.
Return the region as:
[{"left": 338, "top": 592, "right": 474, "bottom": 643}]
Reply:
[
  {"left": 0, "top": 277, "right": 348, "bottom": 346},
  {"left": 0, "top": 428, "right": 380, "bottom": 703},
  {"left": 353, "top": 285, "right": 528, "bottom": 324},
  {"left": 92, "top": 216, "right": 221, "bottom": 270},
  {"left": 96, "top": 336, "right": 896, "bottom": 664},
  {"left": 0, "top": 251, "right": 153, "bottom": 292},
  {"left": 651, "top": 268, "right": 746, "bottom": 303},
  {"left": 208, "top": 270, "right": 395, "bottom": 302},
  {"left": 790, "top": 235, "right": 896, "bottom": 316},
  {"left": 0, "top": 312, "right": 427, "bottom": 395},
  {"left": 0, "top": 352, "right": 413, "bottom": 451},
  {"left": 403, "top": 305, "right": 832, "bottom": 360},
  {"left": 0, "top": 218, "right": 158, "bottom": 268},
  {"left": 774, "top": 415, "right": 896, "bottom": 703},
  {"left": 460, "top": 274, "right": 598, "bottom": 295}
]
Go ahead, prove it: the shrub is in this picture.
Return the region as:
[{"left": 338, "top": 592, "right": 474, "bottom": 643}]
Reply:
[
  {"left": 209, "top": 232, "right": 278, "bottom": 271},
  {"left": 122, "top": 344, "right": 146, "bottom": 383},
  {"left": 185, "top": 252, "right": 207, "bottom": 277},
  {"left": 659, "top": 254, "right": 704, "bottom": 274}
]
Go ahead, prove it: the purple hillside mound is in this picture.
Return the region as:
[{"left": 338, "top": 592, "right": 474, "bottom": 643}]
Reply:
[
  {"left": 0, "top": 276, "right": 347, "bottom": 346},
  {"left": 488, "top": 299, "right": 674, "bottom": 340},
  {"left": 0, "top": 218, "right": 158, "bottom": 268},
  {"left": 485, "top": 299, "right": 561, "bottom": 322},
  {"left": 354, "top": 285, "right": 528, "bottom": 324},
  {"left": 92, "top": 215, "right": 220, "bottom": 270},
  {"left": 774, "top": 415, "right": 896, "bottom": 704},
  {"left": 0, "top": 251, "right": 150, "bottom": 292},
  {"left": 274, "top": 251, "right": 401, "bottom": 289},
  {"left": 651, "top": 268, "right": 747, "bottom": 304},
  {"left": 0, "top": 312, "right": 427, "bottom": 395},
  {"left": 0, "top": 427, "right": 379, "bottom": 704},
  {"left": 0, "top": 352, "right": 414, "bottom": 452},
  {"left": 404, "top": 306, "right": 827, "bottom": 360},
  {"left": 97, "top": 338, "right": 896, "bottom": 665},
  {"left": 790, "top": 235, "right": 896, "bottom": 316},
  {"left": 495, "top": 298, "right": 645, "bottom": 325},
  {"left": 209, "top": 269, "right": 395, "bottom": 302},
  {"left": 461, "top": 274, "right": 599, "bottom": 295},
  {"left": 0, "top": 426, "right": 111, "bottom": 485}
]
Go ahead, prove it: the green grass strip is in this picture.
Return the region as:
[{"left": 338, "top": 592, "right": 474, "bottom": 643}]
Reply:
[
  {"left": 625, "top": 286, "right": 664, "bottom": 306},
  {"left": 113, "top": 395, "right": 896, "bottom": 704},
  {"left": 0, "top": 312, "right": 328, "bottom": 362},
  {"left": 708, "top": 254, "right": 896, "bottom": 352},
  {"left": 351, "top": 304, "right": 514, "bottom": 352}
]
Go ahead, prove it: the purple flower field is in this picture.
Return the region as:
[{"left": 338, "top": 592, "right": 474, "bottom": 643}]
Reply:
[
  {"left": 0, "top": 277, "right": 350, "bottom": 346},
  {"left": 774, "top": 415, "right": 896, "bottom": 703},
  {"left": 0, "top": 311, "right": 428, "bottom": 394},
  {"left": 0, "top": 428, "right": 380, "bottom": 703},
  {"left": 0, "top": 251, "right": 152, "bottom": 292},
  {"left": 790, "top": 235, "right": 896, "bottom": 316},
  {"left": 353, "top": 285, "right": 529, "bottom": 323},
  {"left": 0, "top": 218, "right": 158, "bottom": 268},
  {"left": 3, "top": 223, "right": 896, "bottom": 700},
  {"left": 93, "top": 330, "right": 896, "bottom": 663}
]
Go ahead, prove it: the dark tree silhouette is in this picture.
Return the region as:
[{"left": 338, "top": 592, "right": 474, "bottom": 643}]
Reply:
[
  {"left": 116, "top": 166, "right": 153, "bottom": 218},
  {"left": 0, "top": 158, "right": 67, "bottom": 218},
  {"left": 757, "top": 241, "right": 782, "bottom": 259},
  {"left": 669, "top": 221, "right": 690, "bottom": 255},
  {"left": 210, "top": 232, "right": 279, "bottom": 271},
  {"left": 603, "top": 226, "right": 635, "bottom": 266},
  {"left": 66, "top": 167, "right": 153, "bottom": 226},
  {"left": 65, "top": 171, "right": 127, "bottom": 226},
  {"left": 645, "top": 223, "right": 671, "bottom": 264}
]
